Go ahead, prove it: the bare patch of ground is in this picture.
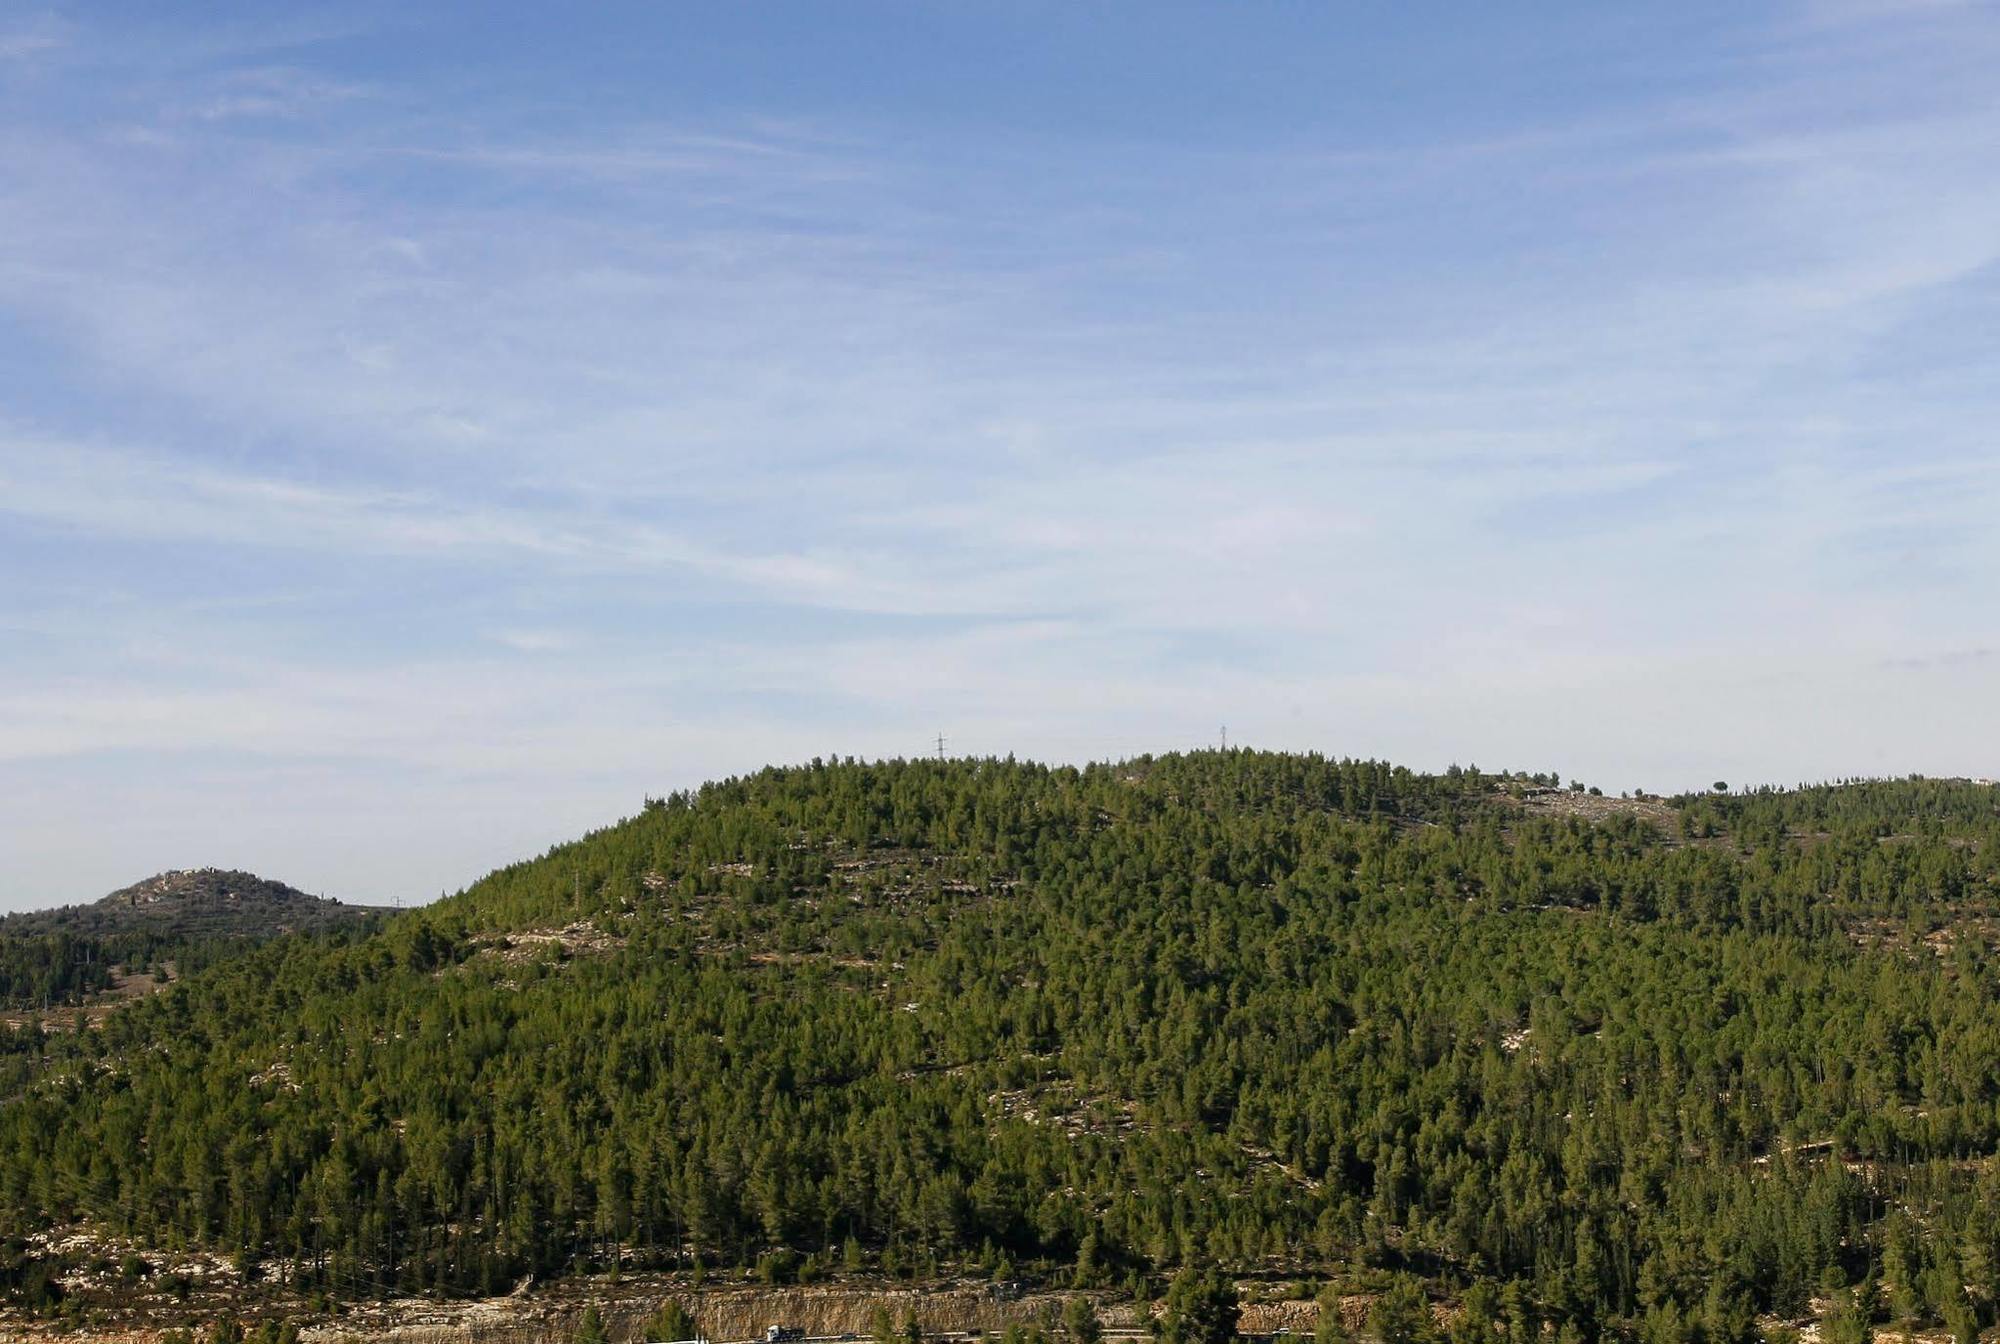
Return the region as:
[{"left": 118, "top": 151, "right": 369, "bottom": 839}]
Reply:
[
  {"left": 467, "top": 924, "right": 623, "bottom": 966},
  {"left": 1509, "top": 786, "right": 1679, "bottom": 828},
  {"left": 1846, "top": 913, "right": 2000, "bottom": 962}
]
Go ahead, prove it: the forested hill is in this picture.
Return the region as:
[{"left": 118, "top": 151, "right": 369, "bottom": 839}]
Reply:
[
  {"left": 1, "top": 867, "right": 383, "bottom": 939},
  {"left": 7, "top": 754, "right": 2000, "bottom": 1342},
  {"left": 0, "top": 868, "right": 388, "bottom": 1013}
]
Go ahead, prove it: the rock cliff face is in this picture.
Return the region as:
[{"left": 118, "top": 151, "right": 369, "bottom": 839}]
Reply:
[
  {"left": 0, "top": 1251, "right": 1364, "bottom": 1344},
  {"left": 289, "top": 1280, "right": 1142, "bottom": 1344},
  {"left": 287, "top": 1282, "right": 1363, "bottom": 1344}
]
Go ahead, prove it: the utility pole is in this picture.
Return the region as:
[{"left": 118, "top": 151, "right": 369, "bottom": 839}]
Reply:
[
  {"left": 935, "top": 732, "right": 946, "bottom": 762},
  {"left": 1220, "top": 724, "right": 1227, "bottom": 751}
]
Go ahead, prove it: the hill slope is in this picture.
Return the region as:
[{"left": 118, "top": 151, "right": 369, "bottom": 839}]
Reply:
[{"left": 5, "top": 755, "right": 2000, "bottom": 1340}]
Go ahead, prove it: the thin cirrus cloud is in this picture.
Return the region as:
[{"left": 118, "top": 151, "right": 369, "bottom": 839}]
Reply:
[{"left": 2, "top": 2, "right": 1999, "bottom": 908}]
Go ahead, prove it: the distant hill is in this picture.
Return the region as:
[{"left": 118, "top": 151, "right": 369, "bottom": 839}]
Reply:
[{"left": 0, "top": 867, "right": 389, "bottom": 938}]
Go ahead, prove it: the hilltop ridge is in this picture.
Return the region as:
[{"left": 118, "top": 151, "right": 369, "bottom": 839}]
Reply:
[{"left": 2, "top": 866, "right": 387, "bottom": 938}]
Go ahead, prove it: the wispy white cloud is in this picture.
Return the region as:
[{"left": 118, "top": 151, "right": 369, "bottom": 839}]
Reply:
[
  {"left": 4, "top": 1, "right": 2000, "bottom": 905},
  {"left": 0, "top": 435, "right": 956, "bottom": 614},
  {"left": 488, "top": 628, "right": 574, "bottom": 653},
  {"left": 188, "top": 66, "right": 374, "bottom": 122},
  {"left": 0, "top": 33, "right": 60, "bottom": 62}
]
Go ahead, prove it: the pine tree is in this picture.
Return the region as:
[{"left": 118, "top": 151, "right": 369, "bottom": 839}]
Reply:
[
  {"left": 1316, "top": 1285, "right": 1352, "bottom": 1344},
  {"left": 1065, "top": 1297, "right": 1104, "bottom": 1344},
  {"left": 1154, "top": 1269, "right": 1241, "bottom": 1344},
  {"left": 1823, "top": 1288, "right": 1873, "bottom": 1344},
  {"left": 1368, "top": 1276, "right": 1432, "bottom": 1344},
  {"left": 645, "top": 1299, "right": 700, "bottom": 1342}
]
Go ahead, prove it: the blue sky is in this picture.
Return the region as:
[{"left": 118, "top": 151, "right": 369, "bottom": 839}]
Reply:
[{"left": 4, "top": 2, "right": 1999, "bottom": 908}]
